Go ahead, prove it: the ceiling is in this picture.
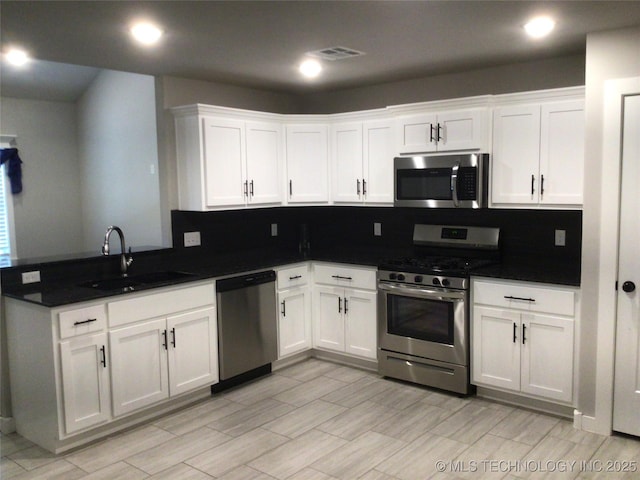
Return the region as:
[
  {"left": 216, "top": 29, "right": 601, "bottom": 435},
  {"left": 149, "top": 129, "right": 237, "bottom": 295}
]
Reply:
[{"left": 2, "top": 1, "right": 640, "bottom": 100}]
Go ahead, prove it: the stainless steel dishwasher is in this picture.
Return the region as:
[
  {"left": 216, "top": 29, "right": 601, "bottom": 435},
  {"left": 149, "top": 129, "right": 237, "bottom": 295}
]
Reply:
[{"left": 216, "top": 270, "right": 277, "bottom": 380}]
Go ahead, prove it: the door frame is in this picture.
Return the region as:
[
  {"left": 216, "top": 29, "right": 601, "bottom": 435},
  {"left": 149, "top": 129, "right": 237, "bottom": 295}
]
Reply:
[{"left": 585, "top": 77, "right": 640, "bottom": 435}]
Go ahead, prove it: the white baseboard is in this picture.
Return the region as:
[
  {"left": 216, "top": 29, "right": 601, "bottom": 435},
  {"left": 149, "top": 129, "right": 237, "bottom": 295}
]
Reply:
[
  {"left": 0, "top": 416, "right": 16, "bottom": 434},
  {"left": 574, "top": 410, "right": 611, "bottom": 435}
]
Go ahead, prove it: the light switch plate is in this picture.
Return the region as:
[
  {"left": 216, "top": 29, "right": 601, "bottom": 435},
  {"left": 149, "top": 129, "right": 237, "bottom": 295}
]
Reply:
[
  {"left": 184, "top": 231, "right": 201, "bottom": 247},
  {"left": 374, "top": 222, "right": 382, "bottom": 236},
  {"left": 271, "top": 223, "right": 278, "bottom": 236},
  {"left": 22, "top": 271, "right": 41, "bottom": 284},
  {"left": 555, "top": 229, "right": 566, "bottom": 247}
]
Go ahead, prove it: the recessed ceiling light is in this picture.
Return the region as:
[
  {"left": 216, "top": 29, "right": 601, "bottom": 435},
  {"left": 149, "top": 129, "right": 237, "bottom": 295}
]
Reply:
[
  {"left": 299, "top": 59, "right": 322, "bottom": 78},
  {"left": 130, "top": 22, "right": 163, "bottom": 46},
  {"left": 4, "top": 48, "right": 30, "bottom": 66},
  {"left": 524, "top": 16, "right": 556, "bottom": 39}
]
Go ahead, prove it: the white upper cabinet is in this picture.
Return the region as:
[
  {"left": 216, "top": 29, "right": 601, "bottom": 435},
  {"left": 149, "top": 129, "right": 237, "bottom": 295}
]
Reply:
[
  {"left": 285, "top": 124, "right": 329, "bottom": 203},
  {"left": 332, "top": 119, "right": 395, "bottom": 204},
  {"left": 491, "top": 96, "right": 585, "bottom": 208},
  {"left": 173, "top": 106, "right": 282, "bottom": 210},
  {"left": 396, "top": 108, "right": 488, "bottom": 154}
]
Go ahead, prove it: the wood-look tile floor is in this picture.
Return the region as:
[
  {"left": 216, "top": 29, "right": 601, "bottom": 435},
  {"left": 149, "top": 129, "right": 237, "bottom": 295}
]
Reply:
[{"left": 2, "top": 359, "right": 639, "bottom": 479}]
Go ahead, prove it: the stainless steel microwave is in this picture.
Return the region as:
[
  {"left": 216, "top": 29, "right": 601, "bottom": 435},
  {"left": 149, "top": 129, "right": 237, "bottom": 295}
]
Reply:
[{"left": 394, "top": 153, "right": 489, "bottom": 208}]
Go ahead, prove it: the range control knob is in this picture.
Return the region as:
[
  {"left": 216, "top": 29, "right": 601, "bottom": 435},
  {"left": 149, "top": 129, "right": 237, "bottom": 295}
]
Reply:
[
  {"left": 432, "top": 278, "right": 441, "bottom": 286},
  {"left": 389, "top": 273, "right": 397, "bottom": 280},
  {"left": 441, "top": 278, "right": 450, "bottom": 287},
  {"left": 397, "top": 274, "right": 406, "bottom": 281},
  {"left": 414, "top": 275, "right": 423, "bottom": 283}
]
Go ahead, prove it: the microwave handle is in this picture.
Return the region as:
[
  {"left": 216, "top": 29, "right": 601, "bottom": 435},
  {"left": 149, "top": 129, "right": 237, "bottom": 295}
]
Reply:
[{"left": 451, "top": 163, "right": 460, "bottom": 207}]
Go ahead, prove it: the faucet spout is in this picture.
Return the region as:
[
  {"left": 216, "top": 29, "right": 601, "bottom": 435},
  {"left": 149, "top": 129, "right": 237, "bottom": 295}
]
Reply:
[{"left": 102, "top": 226, "right": 134, "bottom": 276}]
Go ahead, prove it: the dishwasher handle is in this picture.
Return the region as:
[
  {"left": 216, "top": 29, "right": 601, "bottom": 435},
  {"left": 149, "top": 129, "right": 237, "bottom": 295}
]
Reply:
[{"left": 216, "top": 270, "right": 276, "bottom": 292}]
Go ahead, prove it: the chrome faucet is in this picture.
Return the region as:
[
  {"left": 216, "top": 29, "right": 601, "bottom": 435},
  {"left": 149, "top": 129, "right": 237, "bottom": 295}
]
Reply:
[{"left": 102, "top": 226, "right": 133, "bottom": 276}]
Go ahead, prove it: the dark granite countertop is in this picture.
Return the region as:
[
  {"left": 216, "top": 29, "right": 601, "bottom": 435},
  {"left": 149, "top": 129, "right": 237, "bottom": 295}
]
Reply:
[{"left": 1, "top": 247, "right": 580, "bottom": 308}]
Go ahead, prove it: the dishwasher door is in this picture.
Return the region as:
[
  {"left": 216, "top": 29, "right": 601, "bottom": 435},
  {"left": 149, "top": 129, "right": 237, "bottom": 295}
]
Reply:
[{"left": 216, "top": 270, "right": 277, "bottom": 380}]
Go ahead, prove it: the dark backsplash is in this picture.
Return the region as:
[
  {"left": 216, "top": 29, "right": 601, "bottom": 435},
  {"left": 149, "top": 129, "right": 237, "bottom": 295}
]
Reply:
[{"left": 171, "top": 206, "right": 582, "bottom": 266}]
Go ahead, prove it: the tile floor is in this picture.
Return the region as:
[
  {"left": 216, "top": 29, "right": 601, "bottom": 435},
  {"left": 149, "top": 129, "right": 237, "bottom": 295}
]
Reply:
[{"left": 2, "top": 358, "right": 639, "bottom": 479}]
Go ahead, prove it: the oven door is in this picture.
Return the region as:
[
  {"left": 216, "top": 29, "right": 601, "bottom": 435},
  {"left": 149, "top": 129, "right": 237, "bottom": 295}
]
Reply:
[{"left": 378, "top": 282, "right": 467, "bottom": 365}]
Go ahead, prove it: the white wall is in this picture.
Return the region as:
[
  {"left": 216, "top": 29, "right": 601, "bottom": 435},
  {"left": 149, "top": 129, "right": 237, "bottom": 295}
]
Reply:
[
  {"left": 0, "top": 97, "right": 84, "bottom": 258},
  {"left": 579, "top": 26, "right": 640, "bottom": 432},
  {"left": 77, "top": 70, "right": 162, "bottom": 251}
]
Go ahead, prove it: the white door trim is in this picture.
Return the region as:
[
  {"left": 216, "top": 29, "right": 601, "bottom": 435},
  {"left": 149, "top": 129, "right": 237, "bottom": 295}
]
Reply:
[{"left": 589, "top": 76, "right": 640, "bottom": 435}]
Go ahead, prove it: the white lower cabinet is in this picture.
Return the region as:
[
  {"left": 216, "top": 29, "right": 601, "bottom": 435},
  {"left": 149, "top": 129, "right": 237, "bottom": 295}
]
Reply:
[
  {"left": 276, "top": 264, "right": 312, "bottom": 358},
  {"left": 59, "top": 332, "right": 111, "bottom": 434},
  {"left": 5, "top": 280, "right": 217, "bottom": 454},
  {"left": 471, "top": 278, "right": 577, "bottom": 404},
  {"left": 312, "top": 263, "right": 377, "bottom": 360}
]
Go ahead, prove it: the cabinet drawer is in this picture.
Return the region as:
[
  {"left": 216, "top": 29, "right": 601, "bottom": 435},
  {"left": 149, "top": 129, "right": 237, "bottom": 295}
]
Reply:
[
  {"left": 108, "top": 282, "right": 215, "bottom": 328},
  {"left": 313, "top": 263, "right": 376, "bottom": 290},
  {"left": 473, "top": 279, "right": 574, "bottom": 316},
  {"left": 59, "top": 304, "right": 107, "bottom": 339},
  {"left": 277, "top": 264, "right": 309, "bottom": 289}
]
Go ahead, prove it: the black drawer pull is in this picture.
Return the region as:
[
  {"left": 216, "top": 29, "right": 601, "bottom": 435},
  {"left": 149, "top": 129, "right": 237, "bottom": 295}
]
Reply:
[
  {"left": 513, "top": 322, "right": 517, "bottom": 343},
  {"left": 331, "top": 275, "right": 353, "bottom": 281},
  {"left": 281, "top": 300, "right": 286, "bottom": 317},
  {"left": 100, "top": 345, "right": 107, "bottom": 368},
  {"left": 171, "top": 328, "right": 176, "bottom": 348},
  {"left": 74, "top": 318, "right": 97, "bottom": 326},
  {"left": 504, "top": 295, "right": 536, "bottom": 302},
  {"left": 289, "top": 275, "right": 302, "bottom": 280}
]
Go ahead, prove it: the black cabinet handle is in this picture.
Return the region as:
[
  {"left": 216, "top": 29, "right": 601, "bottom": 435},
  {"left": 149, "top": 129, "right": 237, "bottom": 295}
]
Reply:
[
  {"left": 162, "top": 330, "right": 168, "bottom": 350},
  {"left": 531, "top": 174, "right": 535, "bottom": 195},
  {"left": 244, "top": 180, "right": 248, "bottom": 197},
  {"left": 540, "top": 174, "right": 545, "bottom": 197},
  {"left": 344, "top": 297, "right": 349, "bottom": 314},
  {"left": 289, "top": 275, "right": 302, "bottom": 280},
  {"left": 522, "top": 324, "right": 527, "bottom": 345},
  {"left": 513, "top": 322, "right": 517, "bottom": 343},
  {"left": 250, "top": 180, "right": 254, "bottom": 197},
  {"left": 281, "top": 300, "right": 286, "bottom": 316},
  {"left": 437, "top": 123, "right": 443, "bottom": 142},
  {"left": 362, "top": 179, "right": 367, "bottom": 195},
  {"left": 331, "top": 275, "right": 353, "bottom": 280},
  {"left": 504, "top": 295, "right": 536, "bottom": 302},
  {"left": 74, "top": 318, "right": 97, "bottom": 326},
  {"left": 430, "top": 124, "right": 436, "bottom": 143},
  {"left": 171, "top": 327, "right": 176, "bottom": 348},
  {"left": 622, "top": 281, "right": 636, "bottom": 293},
  {"left": 357, "top": 179, "right": 361, "bottom": 195},
  {"left": 338, "top": 297, "right": 342, "bottom": 313},
  {"left": 100, "top": 345, "right": 107, "bottom": 368},
  {"left": 289, "top": 180, "right": 293, "bottom": 196}
]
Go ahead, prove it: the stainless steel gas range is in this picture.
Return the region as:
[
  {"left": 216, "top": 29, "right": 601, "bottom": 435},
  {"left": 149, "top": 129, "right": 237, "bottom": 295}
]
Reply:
[{"left": 377, "top": 224, "right": 500, "bottom": 394}]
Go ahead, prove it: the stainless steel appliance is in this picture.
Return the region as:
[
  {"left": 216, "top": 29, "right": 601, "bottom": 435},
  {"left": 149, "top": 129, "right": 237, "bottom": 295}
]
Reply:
[
  {"left": 378, "top": 224, "right": 500, "bottom": 394},
  {"left": 394, "top": 153, "right": 490, "bottom": 208},
  {"left": 216, "top": 270, "right": 277, "bottom": 380}
]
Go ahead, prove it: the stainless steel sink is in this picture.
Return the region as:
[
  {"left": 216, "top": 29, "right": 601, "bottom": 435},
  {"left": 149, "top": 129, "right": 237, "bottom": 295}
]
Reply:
[{"left": 80, "top": 271, "right": 196, "bottom": 291}]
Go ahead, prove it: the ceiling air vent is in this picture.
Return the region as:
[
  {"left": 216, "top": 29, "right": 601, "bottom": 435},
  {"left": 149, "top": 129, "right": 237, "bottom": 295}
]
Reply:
[{"left": 307, "top": 46, "right": 366, "bottom": 61}]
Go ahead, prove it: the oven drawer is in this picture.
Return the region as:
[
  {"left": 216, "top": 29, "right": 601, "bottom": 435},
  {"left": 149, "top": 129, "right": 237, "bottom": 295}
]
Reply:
[
  {"left": 472, "top": 278, "right": 574, "bottom": 316},
  {"left": 313, "top": 263, "right": 376, "bottom": 290}
]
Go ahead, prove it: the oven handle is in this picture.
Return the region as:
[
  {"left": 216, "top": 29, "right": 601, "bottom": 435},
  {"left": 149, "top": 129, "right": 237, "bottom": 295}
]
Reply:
[{"left": 378, "top": 282, "right": 466, "bottom": 301}]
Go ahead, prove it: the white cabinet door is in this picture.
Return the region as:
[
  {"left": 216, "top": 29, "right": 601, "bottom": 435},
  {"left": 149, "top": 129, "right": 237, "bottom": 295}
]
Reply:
[
  {"left": 246, "top": 121, "right": 282, "bottom": 205},
  {"left": 313, "top": 286, "right": 345, "bottom": 352},
  {"left": 472, "top": 306, "right": 521, "bottom": 391},
  {"left": 202, "top": 117, "right": 247, "bottom": 207},
  {"left": 363, "top": 120, "right": 395, "bottom": 204},
  {"left": 332, "top": 122, "right": 364, "bottom": 203},
  {"left": 397, "top": 113, "right": 437, "bottom": 153},
  {"left": 539, "top": 101, "right": 585, "bottom": 205},
  {"left": 286, "top": 124, "right": 329, "bottom": 203},
  {"left": 110, "top": 318, "right": 168, "bottom": 417},
  {"left": 437, "top": 109, "right": 485, "bottom": 152},
  {"left": 344, "top": 289, "right": 377, "bottom": 359},
  {"left": 59, "top": 333, "right": 111, "bottom": 434},
  {"left": 520, "top": 313, "right": 574, "bottom": 403},
  {"left": 167, "top": 307, "right": 218, "bottom": 396},
  {"left": 491, "top": 105, "right": 541, "bottom": 205},
  {"left": 278, "top": 287, "right": 311, "bottom": 357}
]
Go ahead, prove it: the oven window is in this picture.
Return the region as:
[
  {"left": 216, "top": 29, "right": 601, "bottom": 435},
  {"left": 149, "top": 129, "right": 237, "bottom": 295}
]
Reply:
[
  {"left": 396, "top": 168, "right": 452, "bottom": 200},
  {"left": 387, "top": 294, "right": 454, "bottom": 345}
]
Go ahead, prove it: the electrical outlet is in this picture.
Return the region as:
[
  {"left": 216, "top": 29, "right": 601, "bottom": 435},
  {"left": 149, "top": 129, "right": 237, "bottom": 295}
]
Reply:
[
  {"left": 271, "top": 223, "right": 278, "bottom": 236},
  {"left": 374, "top": 222, "right": 382, "bottom": 236},
  {"left": 184, "top": 231, "right": 201, "bottom": 247},
  {"left": 555, "top": 229, "right": 566, "bottom": 247},
  {"left": 22, "top": 270, "right": 41, "bottom": 284}
]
